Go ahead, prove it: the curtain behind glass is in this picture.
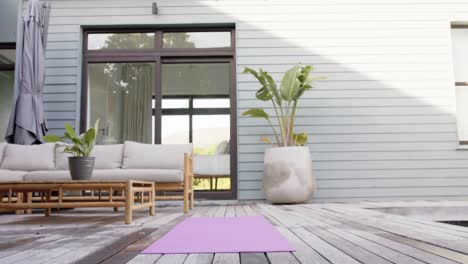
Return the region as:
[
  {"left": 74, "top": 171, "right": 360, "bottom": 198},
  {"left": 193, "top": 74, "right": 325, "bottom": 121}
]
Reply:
[{"left": 121, "top": 63, "right": 153, "bottom": 143}]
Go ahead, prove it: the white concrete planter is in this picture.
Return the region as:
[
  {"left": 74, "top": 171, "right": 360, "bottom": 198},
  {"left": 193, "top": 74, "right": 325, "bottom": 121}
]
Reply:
[{"left": 263, "top": 146, "right": 315, "bottom": 204}]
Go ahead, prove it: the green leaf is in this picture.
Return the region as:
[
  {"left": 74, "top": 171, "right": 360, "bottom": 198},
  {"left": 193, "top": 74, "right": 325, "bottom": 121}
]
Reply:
[
  {"left": 93, "top": 119, "right": 100, "bottom": 135},
  {"left": 298, "top": 65, "right": 313, "bottom": 83},
  {"left": 293, "top": 132, "right": 308, "bottom": 146},
  {"left": 307, "top": 76, "right": 327, "bottom": 83},
  {"left": 280, "top": 65, "right": 301, "bottom": 102},
  {"left": 265, "top": 74, "right": 281, "bottom": 105},
  {"left": 63, "top": 132, "right": 75, "bottom": 141},
  {"left": 242, "top": 108, "right": 270, "bottom": 121},
  {"left": 256, "top": 87, "right": 273, "bottom": 101},
  {"left": 43, "top": 135, "right": 62, "bottom": 143},
  {"left": 83, "top": 128, "right": 96, "bottom": 146},
  {"left": 64, "top": 123, "right": 76, "bottom": 138},
  {"left": 295, "top": 84, "right": 312, "bottom": 101},
  {"left": 242, "top": 67, "right": 259, "bottom": 79}
]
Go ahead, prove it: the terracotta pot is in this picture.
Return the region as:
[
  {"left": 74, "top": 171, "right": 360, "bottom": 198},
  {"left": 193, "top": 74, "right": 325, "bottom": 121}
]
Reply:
[{"left": 263, "top": 146, "right": 315, "bottom": 203}]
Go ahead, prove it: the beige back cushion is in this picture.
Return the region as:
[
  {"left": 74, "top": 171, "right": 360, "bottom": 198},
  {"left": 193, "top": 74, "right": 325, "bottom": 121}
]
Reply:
[
  {"left": 56, "top": 144, "right": 123, "bottom": 170},
  {"left": 1, "top": 143, "right": 56, "bottom": 171},
  {"left": 0, "top": 143, "right": 6, "bottom": 166},
  {"left": 122, "top": 141, "right": 192, "bottom": 170}
]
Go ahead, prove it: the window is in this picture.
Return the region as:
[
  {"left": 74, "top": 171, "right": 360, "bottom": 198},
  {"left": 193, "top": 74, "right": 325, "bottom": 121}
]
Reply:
[
  {"left": 82, "top": 28, "right": 236, "bottom": 198},
  {"left": 0, "top": 44, "right": 15, "bottom": 142},
  {"left": 163, "top": 32, "right": 231, "bottom": 49},
  {"left": 87, "top": 62, "right": 155, "bottom": 144},
  {"left": 451, "top": 27, "right": 468, "bottom": 144},
  {"left": 87, "top": 32, "right": 155, "bottom": 50}
]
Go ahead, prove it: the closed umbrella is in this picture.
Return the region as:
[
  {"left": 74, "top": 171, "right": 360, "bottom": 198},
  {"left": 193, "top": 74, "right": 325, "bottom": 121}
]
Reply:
[{"left": 5, "top": 0, "right": 50, "bottom": 144}]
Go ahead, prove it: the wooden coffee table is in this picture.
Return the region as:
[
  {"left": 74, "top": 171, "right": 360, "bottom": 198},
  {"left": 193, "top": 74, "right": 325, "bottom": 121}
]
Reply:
[{"left": 0, "top": 180, "right": 155, "bottom": 224}]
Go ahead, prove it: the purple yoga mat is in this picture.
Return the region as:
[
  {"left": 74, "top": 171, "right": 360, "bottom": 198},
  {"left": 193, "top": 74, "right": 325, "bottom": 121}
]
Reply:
[{"left": 142, "top": 216, "right": 295, "bottom": 254}]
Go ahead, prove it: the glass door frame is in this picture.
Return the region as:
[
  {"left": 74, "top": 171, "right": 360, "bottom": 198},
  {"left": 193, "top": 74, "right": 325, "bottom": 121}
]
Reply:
[{"left": 81, "top": 27, "right": 237, "bottom": 200}]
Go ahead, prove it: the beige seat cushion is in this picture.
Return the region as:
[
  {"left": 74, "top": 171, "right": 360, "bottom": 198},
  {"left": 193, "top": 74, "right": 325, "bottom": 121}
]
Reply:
[
  {"left": 24, "top": 170, "right": 71, "bottom": 181},
  {"left": 56, "top": 144, "right": 123, "bottom": 170},
  {"left": 122, "top": 141, "right": 192, "bottom": 170},
  {"left": 0, "top": 170, "right": 28, "bottom": 182},
  {"left": 93, "top": 169, "right": 183, "bottom": 182},
  {"left": 24, "top": 169, "right": 183, "bottom": 182},
  {"left": 1, "top": 143, "right": 55, "bottom": 171}
]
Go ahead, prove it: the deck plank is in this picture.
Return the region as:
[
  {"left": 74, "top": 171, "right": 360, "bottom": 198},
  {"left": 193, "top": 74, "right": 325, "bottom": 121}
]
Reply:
[
  {"left": 307, "top": 207, "right": 462, "bottom": 264},
  {"left": 126, "top": 254, "right": 162, "bottom": 264},
  {"left": 240, "top": 253, "right": 269, "bottom": 264},
  {"left": 266, "top": 252, "right": 300, "bottom": 264},
  {"left": 234, "top": 205, "right": 247, "bottom": 216},
  {"left": 183, "top": 253, "right": 213, "bottom": 264},
  {"left": 225, "top": 205, "right": 236, "bottom": 217},
  {"left": 155, "top": 254, "right": 187, "bottom": 264},
  {"left": 214, "top": 204, "right": 227, "bottom": 217},
  {"left": 324, "top": 206, "right": 468, "bottom": 254},
  {"left": 1, "top": 202, "right": 468, "bottom": 264},
  {"left": 212, "top": 253, "right": 240, "bottom": 264}
]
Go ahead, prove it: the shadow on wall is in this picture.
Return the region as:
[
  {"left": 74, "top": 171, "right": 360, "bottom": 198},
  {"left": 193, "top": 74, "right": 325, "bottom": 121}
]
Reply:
[
  {"left": 42, "top": 1, "right": 468, "bottom": 202},
  {"left": 204, "top": 4, "right": 468, "bottom": 201}
]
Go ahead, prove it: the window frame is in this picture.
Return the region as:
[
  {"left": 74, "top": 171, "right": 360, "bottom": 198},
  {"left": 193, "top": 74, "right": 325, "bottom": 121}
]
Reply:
[
  {"left": 0, "top": 43, "right": 15, "bottom": 71},
  {"left": 81, "top": 26, "right": 237, "bottom": 200},
  {"left": 451, "top": 25, "right": 468, "bottom": 145},
  {"left": 0, "top": 43, "right": 15, "bottom": 144}
]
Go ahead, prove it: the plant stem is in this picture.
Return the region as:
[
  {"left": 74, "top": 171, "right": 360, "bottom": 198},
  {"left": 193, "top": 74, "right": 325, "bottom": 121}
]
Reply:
[
  {"left": 289, "top": 100, "right": 299, "bottom": 145},
  {"left": 271, "top": 100, "right": 284, "bottom": 146},
  {"left": 266, "top": 118, "right": 281, "bottom": 147}
]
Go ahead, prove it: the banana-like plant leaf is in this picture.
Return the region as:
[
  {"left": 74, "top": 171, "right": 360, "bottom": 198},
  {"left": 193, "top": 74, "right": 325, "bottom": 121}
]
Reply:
[
  {"left": 256, "top": 87, "right": 273, "bottom": 101},
  {"left": 295, "top": 84, "right": 312, "bottom": 101},
  {"left": 242, "top": 65, "right": 324, "bottom": 147},
  {"left": 244, "top": 67, "right": 269, "bottom": 89},
  {"left": 242, "top": 108, "right": 270, "bottom": 121},
  {"left": 280, "top": 65, "right": 301, "bottom": 102},
  {"left": 242, "top": 67, "right": 259, "bottom": 78},
  {"left": 293, "top": 132, "right": 308, "bottom": 146},
  {"left": 265, "top": 74, "right": 281, "bottom": 105},
  {"left": 298, "top": 65, "right": 313, "bottom": 83}
]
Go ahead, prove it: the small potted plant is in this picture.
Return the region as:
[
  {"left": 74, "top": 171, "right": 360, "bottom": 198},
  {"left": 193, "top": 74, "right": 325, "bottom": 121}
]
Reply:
[
  {"left": 44, "top": 121, "right": 99, "bottom": 180},
  {"left": 242, "top": 65, "right": 324, "bottom": 203}
]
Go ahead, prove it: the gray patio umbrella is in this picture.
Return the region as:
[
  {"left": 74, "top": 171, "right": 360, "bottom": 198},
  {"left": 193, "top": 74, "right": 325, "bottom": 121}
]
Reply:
[{"left": 5, "top": 0, "right": 51, "bottom": 144}]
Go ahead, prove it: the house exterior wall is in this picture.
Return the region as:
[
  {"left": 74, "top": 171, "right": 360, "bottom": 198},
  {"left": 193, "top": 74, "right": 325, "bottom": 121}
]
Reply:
[{"left": 42, "top": 0, "right": 468, "bottom": 201}]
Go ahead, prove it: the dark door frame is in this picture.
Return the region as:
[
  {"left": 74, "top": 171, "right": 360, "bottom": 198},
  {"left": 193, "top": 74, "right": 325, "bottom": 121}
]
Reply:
[
  {"left": 0, "top": 43, "right": 16, "bottom": 71},
  {"left": 81, "top": 27, "right": 237, "bottom": 200}
]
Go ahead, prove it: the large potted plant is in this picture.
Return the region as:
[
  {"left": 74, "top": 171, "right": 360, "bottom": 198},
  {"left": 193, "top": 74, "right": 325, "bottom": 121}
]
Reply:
[
  {"left": 242, "top": 65, "right": 324, "bottom": 203},
  {"left": 44, "top": 121, "right": 99, "bottom": 180}
]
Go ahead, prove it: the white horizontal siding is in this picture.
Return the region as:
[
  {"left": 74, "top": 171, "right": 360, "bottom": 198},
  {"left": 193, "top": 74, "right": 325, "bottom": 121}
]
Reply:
[{"left": 43, "top": 0, "right": 468, "bottom": 201}]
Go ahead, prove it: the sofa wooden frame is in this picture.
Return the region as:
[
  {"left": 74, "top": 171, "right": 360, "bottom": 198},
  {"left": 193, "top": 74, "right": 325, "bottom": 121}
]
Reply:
[{"left": 154, "top": 153, "right": 194, "bottom": 214}]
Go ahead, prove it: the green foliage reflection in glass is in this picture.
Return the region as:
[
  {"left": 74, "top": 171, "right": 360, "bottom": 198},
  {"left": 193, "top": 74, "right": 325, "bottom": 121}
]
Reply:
[
  {"left": 94, "top": 32, "right": 197, "bottom": 50},
  {"left": 242, "top": 65, "right": 325, "bottom": 147},
  {"left": 43, "top": 120, "right": 99, "bottom": 157}
]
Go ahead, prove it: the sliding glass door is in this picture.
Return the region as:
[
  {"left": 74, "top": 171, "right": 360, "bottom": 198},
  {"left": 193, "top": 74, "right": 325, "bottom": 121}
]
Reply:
[
  {"left": 82, "top": 28, "right": 237, "bottom": 199},
  {"left": 88, "top": 62, "right": 155, "bottom": 144},
  {"left": 162, "top": 62, "right": 231, "bottom": 190}
]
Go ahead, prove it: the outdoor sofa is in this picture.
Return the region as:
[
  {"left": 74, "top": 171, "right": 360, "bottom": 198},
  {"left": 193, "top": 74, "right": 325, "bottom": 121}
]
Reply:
[{"left": 0, "top": 141, "right": 194, "bottom": 213}]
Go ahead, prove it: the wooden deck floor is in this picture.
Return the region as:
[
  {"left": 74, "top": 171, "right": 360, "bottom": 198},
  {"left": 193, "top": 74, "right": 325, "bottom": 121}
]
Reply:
[{"left": 1, "top": 202, "right": 468, "bottom": 264}]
